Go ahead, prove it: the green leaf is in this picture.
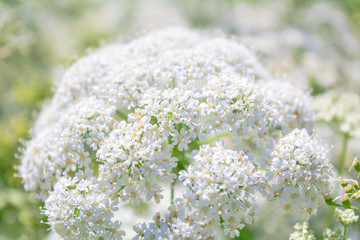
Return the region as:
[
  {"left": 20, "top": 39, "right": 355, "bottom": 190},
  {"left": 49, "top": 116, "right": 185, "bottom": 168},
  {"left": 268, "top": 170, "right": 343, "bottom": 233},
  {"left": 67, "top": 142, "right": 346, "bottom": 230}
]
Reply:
[{"left": 74, "top": 207, "right": 80, "bottom": 217}]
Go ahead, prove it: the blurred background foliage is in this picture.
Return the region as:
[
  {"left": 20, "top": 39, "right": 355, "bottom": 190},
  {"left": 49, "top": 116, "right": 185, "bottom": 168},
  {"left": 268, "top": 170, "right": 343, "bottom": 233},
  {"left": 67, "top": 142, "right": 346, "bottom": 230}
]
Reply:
[{"left": 0, "top": 0, "right": 359, "bottom": 239}]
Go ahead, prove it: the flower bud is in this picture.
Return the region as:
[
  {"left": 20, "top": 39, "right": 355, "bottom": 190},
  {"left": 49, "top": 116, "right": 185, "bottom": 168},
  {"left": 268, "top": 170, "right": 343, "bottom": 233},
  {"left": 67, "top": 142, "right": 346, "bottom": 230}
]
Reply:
[
  {"left": 339, "top": 178, "right": 348, "bottom": 187},
  {"left": 341, "top": 195, "right": 351, "bottom": 209},
  {"left": 351, "top": 156, "right": 360, "bottom": 173},
  {"left": 344, "top": 185, "right": 353, "bottom": 193},
  {"left": 324, "top": 195, "right": 337, "bottom": 206}
]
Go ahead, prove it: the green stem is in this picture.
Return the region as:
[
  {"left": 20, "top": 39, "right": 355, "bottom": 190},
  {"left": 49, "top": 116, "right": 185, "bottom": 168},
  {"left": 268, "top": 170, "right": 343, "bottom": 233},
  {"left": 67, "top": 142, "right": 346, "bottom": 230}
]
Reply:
[
  {"left": 326, "top": 134, "right": 350, "bottom": 228},
  {"left": 199, "top": 131, "right": 229, "bottom": 145},
  {"left": 115, "top": 110, "right": 128, "bottom": 121},
  {"left": 171, "top": 182, "right": 174, "bottom": 205},
  {"left": 338, "top": 134, "right": 349, "bottom": 176},
  {"left": 326, "top": 204, "right": 360, "bottom": 210},
  {"left": 171, "top": 77, "right": 176, "bottom": 89},
  {"left": 343, "top": 225, "right": 347, "bottom": 237}
]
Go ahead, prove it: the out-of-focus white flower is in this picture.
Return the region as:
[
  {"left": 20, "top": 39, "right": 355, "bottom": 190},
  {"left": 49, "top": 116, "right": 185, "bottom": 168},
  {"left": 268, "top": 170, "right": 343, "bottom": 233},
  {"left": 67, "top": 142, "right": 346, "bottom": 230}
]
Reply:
[
  {"left": 323, "top": 228, "right": 344, "bottom": 240},
  {"left": 227, "top": 1, "right": 360, "bottom": 91},
  {"left": 311, "top": 91, "right": 360, "bottom": 138},
  {"left": 0, "top": 4, "right": 33, "bottom": 59}
]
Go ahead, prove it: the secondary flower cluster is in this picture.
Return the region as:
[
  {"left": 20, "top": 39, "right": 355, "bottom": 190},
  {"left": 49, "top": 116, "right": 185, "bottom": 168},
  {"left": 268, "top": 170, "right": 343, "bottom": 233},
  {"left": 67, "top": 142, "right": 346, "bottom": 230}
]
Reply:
[
  {"left": 334, "top": 208, "right": 359, "bottom": 226},
  {"left": 289, "top": 222, "right": 316, "bottom": 240},
  {"left": 19, "top": 28, "right": 334, "bottom": 239},
  {"left": 290, "top": 208, "right": 359, "bottom": 240}
]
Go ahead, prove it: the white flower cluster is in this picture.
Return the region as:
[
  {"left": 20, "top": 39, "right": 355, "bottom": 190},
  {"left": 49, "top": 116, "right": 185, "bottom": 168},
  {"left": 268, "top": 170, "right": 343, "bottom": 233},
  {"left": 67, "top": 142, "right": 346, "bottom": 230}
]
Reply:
[
  {"left": 19, "top": 28, "right": 334, "bottom": 239},
  {"left": 289, "top": 222, "right": 316, "bottom": 240},
  {"left": 44, "top": 174, "right": 125, "bottom": 239}
]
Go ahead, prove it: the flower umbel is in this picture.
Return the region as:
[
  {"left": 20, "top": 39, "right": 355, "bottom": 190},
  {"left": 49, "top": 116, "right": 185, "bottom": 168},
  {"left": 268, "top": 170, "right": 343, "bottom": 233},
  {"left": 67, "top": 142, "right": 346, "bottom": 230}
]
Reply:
[{"left": 19, "top": 28, "right": 334, "bottom": 239}]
